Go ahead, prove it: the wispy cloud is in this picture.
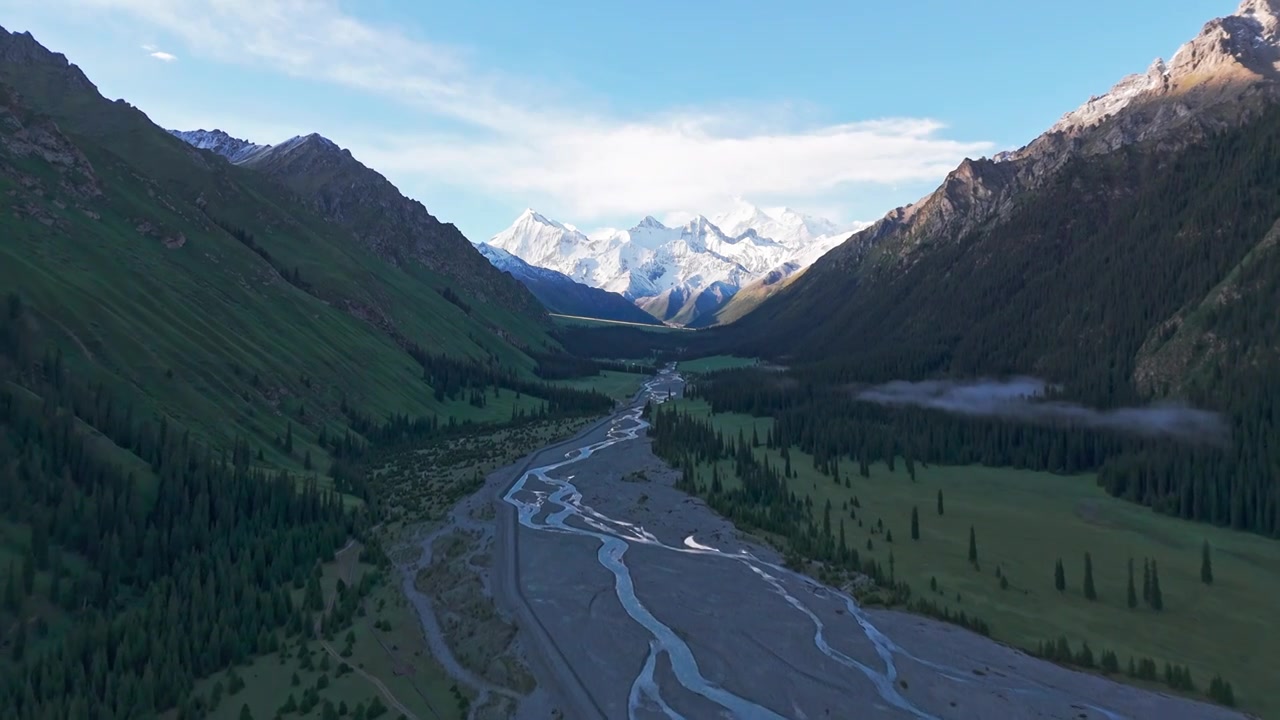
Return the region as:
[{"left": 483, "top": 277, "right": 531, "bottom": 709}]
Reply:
[
  {"left": 140, "top": 43, "right": 176, "bottom": 61},
  {"left": 77, "top": 0, "right": 992, "bottom": 223}
]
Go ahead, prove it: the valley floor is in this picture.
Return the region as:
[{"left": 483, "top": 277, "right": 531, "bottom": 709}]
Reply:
[{"left": 472, "top": 372, "right": 1246, "bottom": 720}]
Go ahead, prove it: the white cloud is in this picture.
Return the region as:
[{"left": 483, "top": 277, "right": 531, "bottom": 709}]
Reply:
[
  {"left": 67, "top": 0, "right": 992, "bottom": 223},
  {"left": 141, "top": 43, "right": 176, "bottom": 61}
]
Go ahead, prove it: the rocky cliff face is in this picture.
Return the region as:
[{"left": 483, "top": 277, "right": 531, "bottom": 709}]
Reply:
[{"left": 819, "top": 0, "right": 1280, "bottom": 274}]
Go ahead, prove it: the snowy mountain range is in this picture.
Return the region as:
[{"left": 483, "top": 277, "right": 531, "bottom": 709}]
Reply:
[
  {"left": 475, "top": 243, "right": 662, "bottom": 325},
  {"left": 485, "top": 201, "right": 865, "bottom": 326}
]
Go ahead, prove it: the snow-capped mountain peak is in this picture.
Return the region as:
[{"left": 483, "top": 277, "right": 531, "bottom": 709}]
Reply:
[
  {"left": 483, "top": 203, "right": 865, "bottom": 325},
  {"left": 635, "top": 215, "right": 667, "bottom": 230},
  {"left": 517, "top": 207, "right": 567, "bottom": 230},
  {"left": 712, "top": 198, "right": 846, "bottom": 248}
]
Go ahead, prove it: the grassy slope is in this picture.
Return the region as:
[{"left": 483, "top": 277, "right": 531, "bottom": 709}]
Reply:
[
  {"left": 0, "top": 48, "right": 557, "bottom": 458},
  {"left": 552, "top": 370, "right": 644, "bottom": 402},
  {"left": 704, "top": 270, "right": 805, "bottom": 327},
  {"left": 674, "top": 399, "right": 1279, "bottom": 717},
  {"left": 677, "top": 355, "right": 760, "bottom": 374}
]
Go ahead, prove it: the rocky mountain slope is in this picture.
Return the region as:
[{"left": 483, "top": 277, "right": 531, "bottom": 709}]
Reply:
[
  {"left": 169, "top": 128, "right": 543, "bottom": 320},
  {"left": 795, "top": 0, "right": 1280, "bottom": 277},
  {"left": 487, "top": 204, "right": 861, "bottom": 326},
  {"left": 0, "top": 24, "right": 561, "bottom": 456},
  {"left": 475, "top": 242, "right": 662, "bottom": 325},
  {"left": 717, "top": 0, "right": 1280, "bottom": 539}
]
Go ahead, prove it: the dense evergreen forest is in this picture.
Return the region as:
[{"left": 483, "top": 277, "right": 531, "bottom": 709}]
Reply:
[
  {"left": 0, "top": 291, "right": 622, "bottom": 718},
  {"left": 0, "top": 295, "right": 362, "bottom": 718},
  {"left": 679, "top": 368, "right": 1278, "bottom": 537}
]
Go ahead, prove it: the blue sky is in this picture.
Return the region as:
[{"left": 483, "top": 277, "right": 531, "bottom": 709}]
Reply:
[{"left": 0, "top": 0, "right": 1225, "bottom": 241}]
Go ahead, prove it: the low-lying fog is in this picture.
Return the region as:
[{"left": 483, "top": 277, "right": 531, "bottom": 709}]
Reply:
[{"left": 856, "top": 377, "right": 1229, "bottom": 445}]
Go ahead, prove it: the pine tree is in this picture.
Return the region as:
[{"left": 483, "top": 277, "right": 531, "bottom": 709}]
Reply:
[
  {"left": 910, "top": 506, "right": 920, "bottom": 540},
  {"left": 3, "top": 560, "right": 20, "bottom": 613},
  {"left": 1142, "top": 558, "right": 1151, "bottom": 605},
  {"left": 1127, "top": 557, "right": 1137, "bottom": 609},
  {"left": 937, "top": 489, "right": 945, "bottom": 515},
  {"left": 11, "top": 619, "right": 25, "bottom": 661},
  {"left": 285, "top": 423, "right": 295, "bottom": 454},
  {"left": 239, "top": 704, "right": 254, "bottom": 720},
  {"left": 1054, "top": 558, "right": 1066, "bottom": 593},
  {"left": 967, "top": 526, "right": 977, "bottom": 564},
  {"left": 1150, "top": 560, "right": 1164, "bottom": 611},
  {"left": 1083, "top": 552, "right": 1097, "bottom": 600},
  {"left": 21, "top": 552, "right": 34, "bottom": 595},
  {"left": 1200, "top": 539, "right": 1214, "bottom": 585}
]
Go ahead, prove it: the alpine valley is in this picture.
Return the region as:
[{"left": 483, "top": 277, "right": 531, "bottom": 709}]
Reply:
[
  {"left": 483, "top": 202, "right": 866, "bottom": 326},
  {"left": 5, "top": 2, "right": 1280, "bottom": 720}
]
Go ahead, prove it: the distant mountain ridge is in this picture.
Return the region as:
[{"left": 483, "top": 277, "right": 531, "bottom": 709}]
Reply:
[
  {"left": 475, "top": 242, "right": 663, "bottom": 325},
  {"left": 168, "top": 128, "right": 543, "bottom": 321},
  {"left": 486, "top": 202, "right": 864, "bottom": 326}
]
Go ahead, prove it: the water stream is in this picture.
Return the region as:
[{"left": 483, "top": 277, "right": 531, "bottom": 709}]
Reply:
[{"left": 502, "top": 368, "right": 1132, "bottom": 720}]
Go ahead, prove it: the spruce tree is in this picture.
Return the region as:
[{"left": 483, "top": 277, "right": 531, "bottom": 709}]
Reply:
[
  {"left": 10, "top": 619, "right": 25, "bottom": 661},
  {"left": 910, "top": 506, "right": 920, "bottom": 540},
  {"left": 1083, "top": 552, "right": 1097, "bottom": 600},
  {"left": 967, "top": 526, "right": 977, "bottom": 564},
  {"left": 3, "top": 560, "right": 20, "bottom": 613},
  {"left": 21, "top": 553, "right": 34, "bottom": 595},
  {"left": 1142, "top": 558, "right": 1151, "bottom": 605},
  {"left": 1200, "top": 539, "right": 1214, "bottom": 585},
  {"left": 937, "top": 489, "right": 945, "bottom": 515},
  {"left": 1054, "top": 558, "right": 1066, "bottom": 592},
  {"left": 1127, "top": 558, "right": 1137, "bottom": 609},
  {"left": 1150, "top": 560, "right": 1164, "bottom": 611}
]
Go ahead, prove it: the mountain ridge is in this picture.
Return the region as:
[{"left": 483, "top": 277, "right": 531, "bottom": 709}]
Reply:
[
  {"left": 0, "top": 24, "right": 567, "bottom": 457},
  {"left": 487, "top": 203, "right": 862, "bottom": 325},
  {"left": 168, "top": 127, "right": 545, "bottom": 322},
  {"left": 476, "top": 242, "right": 663, "bottom": 325},
  {"left": 801, "top": 0, "right": 1280, "bottom": 280}
]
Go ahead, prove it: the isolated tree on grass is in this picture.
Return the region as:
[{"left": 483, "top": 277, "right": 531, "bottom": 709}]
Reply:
[
  {"left": 1127, "top": 558, "right": 1138, "bottom": 609},
  {"left": 967, "top": 526, "right": 978, "bottom": 565},
  {"left": 937, "top": 489, "right": 945, "bottom": 515},
  {"left": 1142, "top": 558, "right": 1151, "bottom": 605},
  {"left": 911, "top": 506, "right": 920, "bottom": 540},
  {"left": 1083, "top": 552, "right": 1097, "bottom": 600},
  {"left": 1200, "top": 539, "right": 1214, "bottom": 585},
  {"left": 1150, "top": 560, "right": 1164, "bottom": 611},
  {"left": 1054, "top": 558, "right": 1066, "bottom": 593}
]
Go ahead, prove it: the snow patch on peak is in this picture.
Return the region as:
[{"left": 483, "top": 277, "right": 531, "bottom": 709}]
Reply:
[
  {"left": 273, "top": 133, "right": 339, "bottom": 155},
  {"left": 517, "top": 208, "right": 567, "bottom": 230},
  {"left": 635, "top": 215, "right": 667, "bottom": 230},
  {"left": 168, "top": 128, "right": 270, "bottom": 164}
]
